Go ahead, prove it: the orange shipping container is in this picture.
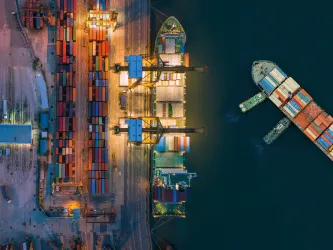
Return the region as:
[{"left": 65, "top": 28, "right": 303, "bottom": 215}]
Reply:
[
  {"left": 89, "top": 87, "right": 92, "bottom": 101},
  {"left": 294, "top": 112, "right": 311, "bottom": 130},
  {"left": 102, "top": 87, "right": 106, "bottom": 102},
  {"left": 73, "top": 88, "right": 76, "bottom": 102},
  {"left": 62, "top": 41, "right": 66, "bottom": 56},
  {"left": 73, "top": 42, "right": 77, "bottom": 57},
  {"left": 99, "top": 56, "right": 102, "bottom": 71},
  {"left": 105, "top": 41, "right": 109, "bottom": 56},
  {"left": 102, "top": 41, "right": 105, "bottom": 56},
  {"left": 56, "top": 41, "right": 61, "bottom": 55}
]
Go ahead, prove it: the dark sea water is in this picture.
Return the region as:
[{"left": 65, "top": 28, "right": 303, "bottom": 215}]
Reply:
[{"left": 150, "top": 0, "right": 333, "bottom": 249}]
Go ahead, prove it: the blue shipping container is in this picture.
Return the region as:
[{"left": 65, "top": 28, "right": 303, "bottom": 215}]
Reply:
[{"left": 275, "top": 66, "right": 288, "bottom": 78}]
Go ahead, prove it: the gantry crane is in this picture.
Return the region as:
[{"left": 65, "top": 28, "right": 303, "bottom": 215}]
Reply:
[
  {"left": 114, "top": 117, "right": 205, "bottom": 144},
  {"left": 111, "top": 54, "right": 206, "bottom": 89}
]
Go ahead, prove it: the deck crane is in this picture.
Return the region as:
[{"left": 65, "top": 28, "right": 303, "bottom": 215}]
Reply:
[
  {"left": 113, "top": 117, "right": 205, "bottom": 144},
  {"left": 111, "top": 54, "right": 206, "bottom": 89}
]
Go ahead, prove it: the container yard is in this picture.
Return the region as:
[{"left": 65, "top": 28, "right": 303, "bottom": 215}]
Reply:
[
  {"left": 252, "top": 60, "right": 333, "bottom": 161},
  {"left": 87, "top": 0, "right": 110, "bottom": 196},
  {"left": 55, "top": 0, "right": 77, "bottom": 183},
  {"left": 20, "top": 0, "right": 49, "bottom": 30}
]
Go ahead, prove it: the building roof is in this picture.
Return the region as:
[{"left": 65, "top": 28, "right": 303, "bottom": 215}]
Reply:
[
  {"left": 35, "top": 74, "right": 49, "bottom": 110},
  {"left": 0, "top": 124, "right": 32, "bottom": 144},
  {"left": 40, "top": 113, "right": 49, "bottom": 129},
  {"left": 39, "top": 139, "right": 48, "bottom": 155}
]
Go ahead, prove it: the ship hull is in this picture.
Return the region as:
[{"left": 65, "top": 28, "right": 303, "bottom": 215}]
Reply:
[{"left": 252, "top": 60, "right": 333, "bottom": 161}]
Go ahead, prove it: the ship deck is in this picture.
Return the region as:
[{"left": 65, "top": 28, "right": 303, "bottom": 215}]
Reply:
[{"left": 252, "top": 60, "right": 276, "bottom": 84}]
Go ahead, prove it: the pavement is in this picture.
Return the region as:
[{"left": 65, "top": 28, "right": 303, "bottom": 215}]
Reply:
[{"left": 109, "top": 0, "right": 152, "bottom": 249}]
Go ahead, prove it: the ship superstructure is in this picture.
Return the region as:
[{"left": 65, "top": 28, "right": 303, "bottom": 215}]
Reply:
[
  {"left": 252, "top": 60, "right": 333, "bottom": 160},
  {"left": 152, "top": 17, "right": 197, "bottom": 217}
]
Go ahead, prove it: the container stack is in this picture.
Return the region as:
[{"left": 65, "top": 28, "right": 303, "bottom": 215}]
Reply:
[
  {"left": 155, "top": 136, "right": 190, "bottom": 152},
  {"left": 89, "top": 0, "right": 109, "bottom": 11},
  {"left": 87, "top": 1, "right": 109, "bottom": 195},
  {"left": 21, "top": 0, "right": 45, "bottom": 30},
  {"left": 55, "top": 0, "right": 77, "bottom": 181}
]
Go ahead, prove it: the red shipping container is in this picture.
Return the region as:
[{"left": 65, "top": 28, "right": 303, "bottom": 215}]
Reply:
[
  {"left": 105, "top": 41, "right": 109, "bottom": 56},
  {"left": 73, "top": 0, "right": 77, "bottom": 13}
]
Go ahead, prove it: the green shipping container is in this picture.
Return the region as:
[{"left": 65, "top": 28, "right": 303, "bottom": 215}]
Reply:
[{"left": 62, "top": 72, "right": 66, "bottom": 86}]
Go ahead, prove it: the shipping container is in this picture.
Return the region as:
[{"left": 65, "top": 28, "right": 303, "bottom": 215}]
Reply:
[
  {"left": 268, "top": 66, "right": 287, "bottom": 84},
  {"left": 302, "top": 101, "right": 322, "bottom": 122}
]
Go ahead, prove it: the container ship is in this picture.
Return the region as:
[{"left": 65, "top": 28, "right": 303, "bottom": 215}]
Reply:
[
  {"left": 252, "top": 60, "right": 333, "bottom": 160},
  {"left": 152, "top": 17, "right": 197, "bottom": 218}
]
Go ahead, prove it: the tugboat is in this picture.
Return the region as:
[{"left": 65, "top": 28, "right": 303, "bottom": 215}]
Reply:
[{"left": 263, "top": 118, "right": 290, "bottom": 145}]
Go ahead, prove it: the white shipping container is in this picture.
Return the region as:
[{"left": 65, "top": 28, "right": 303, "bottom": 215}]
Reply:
[
  {"left": 168, "top": 136, "right": 175, "bottom": 151},
  {"left": 176, "top": 80, "right": 180, "bottom": 86},
  {"left": 265, "top": 75, "right": 277, "bottom": 88},
  {"left": 276, "top": 88, "right": 288, "bottom": 99},
  {"left": 269, "top": 68, "right": 286, "bottom": 83},
  {"left": 269, "top": 94, "right": 282, "bottom": 107},
  {"left": 119, "top": 72, "right": 129, "bottom": 86},
  {"left": 305, "top": 128, "right": 317, "bottom": 140},
  {"left": 160, "top": 73, "right": 165, "bottom": 81},
  {"left": 287, "top": 77, "right": 300, "bottom": 91},
  {"left": 177, "top": 73, "right": 181, "bottom": 80},
  {"left": 280, "top": 81, "right": 294, "bottom": 95},
  {"left": 277, "top": 86, "right": 289, "bottom": 98}
]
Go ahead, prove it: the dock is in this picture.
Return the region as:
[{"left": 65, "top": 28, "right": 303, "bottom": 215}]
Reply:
[
  {"left": 239, "top": 92, "right": 266, "bottom": 113},
  {"left": 263, "top": 117, "right": 291, "bottom": 145}
]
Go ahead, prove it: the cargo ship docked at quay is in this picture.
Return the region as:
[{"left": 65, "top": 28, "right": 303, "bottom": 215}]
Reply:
[
  {"left": 252, "top": 60, "right": 333, "bottom": 161},
  {"left": 151, "top": 17, "right": 197, "bottom": 218}
]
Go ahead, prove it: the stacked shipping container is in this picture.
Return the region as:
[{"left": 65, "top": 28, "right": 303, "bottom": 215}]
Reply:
[
  {"left": 87, "top": 2, "right": 109, "bottom": 195},
  {"left": 21, "top": 0, "right": 45, "bottom": 30},
  {"left": 55, "top": 0, "right": 77, "bottom": 180},
  {"left": 264, "top": 65, "right": 333, "bottom": 161}
]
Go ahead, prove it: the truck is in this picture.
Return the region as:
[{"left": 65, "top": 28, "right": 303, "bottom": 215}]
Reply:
[{"left": 0, "top": 185, "right": 11, "bottom": 203}]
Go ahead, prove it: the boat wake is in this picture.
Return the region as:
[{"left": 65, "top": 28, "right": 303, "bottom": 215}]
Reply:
[
  {"left": 251, "top": 139, "right": 264, "bottom": 155},
  {"left": 224, "top": 113, "right": 240, "bottom": 123}
]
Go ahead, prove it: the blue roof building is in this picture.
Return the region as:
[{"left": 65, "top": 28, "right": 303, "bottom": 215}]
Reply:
[
  {"left": 0, "top": 124, "right": 32, "bottom": 144},
  {"left": 39, "top": 139, "right": 48, "bottom": 155},
  {"left": 40, "top": 113, "right": 49, "bottom": 130}
]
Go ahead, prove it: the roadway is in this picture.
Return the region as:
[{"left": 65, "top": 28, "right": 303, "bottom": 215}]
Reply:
[
  {"left": 109, "top": 0, "right": 152, "bottom": 249},
  {"left": 75, "top": 0, "right": 89, "bottom": 188}
]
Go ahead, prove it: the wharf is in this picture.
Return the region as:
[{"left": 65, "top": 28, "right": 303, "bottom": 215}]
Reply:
[{"left": 239, "top": 92, "right": 266, "bottom": 112}]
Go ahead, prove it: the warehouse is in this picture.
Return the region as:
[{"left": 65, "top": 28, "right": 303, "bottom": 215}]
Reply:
[{"left": 0, "top": 124, "right": 32, "bottom": 144}]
